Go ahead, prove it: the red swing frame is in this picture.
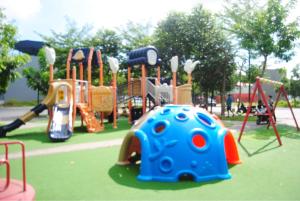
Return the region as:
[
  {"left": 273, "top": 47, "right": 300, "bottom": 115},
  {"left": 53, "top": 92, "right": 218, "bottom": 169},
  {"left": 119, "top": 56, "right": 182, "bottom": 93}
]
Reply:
[{"left": 238, "top": 77, "right": 299, "bottom": 146}]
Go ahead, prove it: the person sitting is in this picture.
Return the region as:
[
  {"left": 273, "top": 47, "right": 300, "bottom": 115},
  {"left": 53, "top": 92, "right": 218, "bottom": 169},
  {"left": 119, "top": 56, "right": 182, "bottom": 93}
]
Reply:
[
  {"left": 257, "top": 100, "right": 267, "bottom": 115},
  {"left": 237, "top": 102, "right": 247, "bottom": 114}
]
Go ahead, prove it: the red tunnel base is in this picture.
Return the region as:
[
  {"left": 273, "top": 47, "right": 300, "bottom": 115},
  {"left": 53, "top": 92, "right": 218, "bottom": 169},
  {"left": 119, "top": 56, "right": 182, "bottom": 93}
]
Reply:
[{"left": 0, "top": 179, "right": 35, "bottom": 201}]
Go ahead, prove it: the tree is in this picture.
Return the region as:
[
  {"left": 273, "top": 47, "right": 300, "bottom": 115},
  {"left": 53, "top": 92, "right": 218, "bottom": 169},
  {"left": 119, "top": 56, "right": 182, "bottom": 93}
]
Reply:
[
  {"left": 154, "top": 5, "right": 236, "bottom": 113},
  {"left": 39, "top": 20, "right": 123, "bottom": 86},
  {"left": 22, "top": 48, "right": 49, "bottom": 103},
  {"left": 154, "top": 12, "right": 189, "bottom": 64},
  {"left": 278, "top": 67, "right": 290, "bottom": 92},
  {"left": 0, "top": 9, "right": 29, "bottom": 94},
  {"left": 290, "top": 64, "right": 300, "bottom": 105},
  {"left": 119, "top": 21, "right": 154, "bottom": 51},
  {"left": 39, "top": 19, "right": 92, "bottom": 80},
  {"left": 85, "top": 29, "right": 123, "bottom": 85},
  {"left": 241, "top": 64, "right": 262, "bottom": 83},
  {"left": 224, "top": 0, "right": 300, "bottom": 77}
]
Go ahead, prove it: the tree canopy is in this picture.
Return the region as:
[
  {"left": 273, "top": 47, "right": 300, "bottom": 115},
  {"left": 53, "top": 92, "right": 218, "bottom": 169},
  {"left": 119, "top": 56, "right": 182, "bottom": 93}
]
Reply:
[
  {"left": 224, "top": 0, "right": 300, "bottom": 77},
  {"left": 39, "top": 20, "right": 123, "bottom": 86},
  {"left": 22, "top": 48, "right": 49, "bottom": 103},
  {"left": 0, "top": 9, "right": 29, "bottom": 94},
  {"left": 290, "top": 64, "right": 300, "bottom": 102},
  {"left": 154, "top": 5, "right": 236, "bottom": 105}
]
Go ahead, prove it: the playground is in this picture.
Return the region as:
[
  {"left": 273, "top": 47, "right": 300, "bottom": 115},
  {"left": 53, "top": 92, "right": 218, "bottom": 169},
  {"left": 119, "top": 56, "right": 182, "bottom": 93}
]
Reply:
[
  {"left": 1, "top": 118, "right": 300, "bottom": 200},
  {"left": 1, "top": 46, "right": 300, "bottom": 200}
]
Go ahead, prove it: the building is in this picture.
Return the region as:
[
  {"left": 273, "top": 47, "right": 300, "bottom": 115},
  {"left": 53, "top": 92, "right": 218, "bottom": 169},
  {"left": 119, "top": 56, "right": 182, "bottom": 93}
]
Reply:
[
  {"left": 215, "top": 69, "right": 281, "bottom": 104},
  {"left": 1, "top": 40, "right": 45, "bottom": 104},
  {"left": 2, "top": 56, "right": 39, "bottom": 103},
  {"left": 261, "top": 69, "right": 282, "bottom": 99}
]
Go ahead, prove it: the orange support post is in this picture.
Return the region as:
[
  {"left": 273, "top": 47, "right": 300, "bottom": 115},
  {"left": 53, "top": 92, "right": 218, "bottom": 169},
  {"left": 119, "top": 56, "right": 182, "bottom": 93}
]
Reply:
[
  {"left": 72, "top": 66, "right": 77, "bottom": 130},
  {"left": 113, "top": 73, "right": 117, "bottom": 128},
  {"left": 155, "top": 65, "right": 161, "bottom": 105},
  {"left": 187, "top": 73, "right": 192, "bottom": 84},
  {"left": 97, "top": 50, "right": 104, "bottom": 127},
  {"left": 157, "top": 65, "right": 161, "bottom": 85},
  {"left": 46, "top": 109, "right": 53, "bottom": 133},
  {"left": 97, "top": 50, "right": 104, "bottom": 86},
  {"left": 128, "top": 67, "right": 132, "bottom": 123},
  {"left": 172, "top": 72, "right": 177, "bottom": 104},
  {"left": 141, "top": 64, "right": 146, "bottom": 114},
  {"left": 79, "top": 62, "right": 84, "bottom": 103},
  {"left": 49, "top": 64, "right": 54, "bottom": 83},
  {"left": 87, "top": 48, "right": 94, "bottom": 110},
  {"left": 66, "top": 49, "right": 73, "bottom": 79}
]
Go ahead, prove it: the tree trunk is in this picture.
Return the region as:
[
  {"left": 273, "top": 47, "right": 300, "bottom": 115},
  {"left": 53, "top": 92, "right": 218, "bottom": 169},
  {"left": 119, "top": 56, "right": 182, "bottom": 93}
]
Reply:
[
  {"left": 37, "top": 89, "right": 40, "bottom": 105},
  {"left": 221, "top": 70, "right": 226, "bottom": 116},
  {"left": 258, "top": 55, "right": 268, "bottom": 100},
  {"left": 261, "top": 55, "right": 268, "bottom": 77},
  {"left": 238, "top": 69, "right": 242, "bottom": 109},
  {"left": 205, "top": 90, "right": 209, "bottom": 111},
  {"left": 192, "top": 82, "right": 195, "bottom": 106},
  {"left": 210, "top": 90, "right": 214, "bottom": 113}
]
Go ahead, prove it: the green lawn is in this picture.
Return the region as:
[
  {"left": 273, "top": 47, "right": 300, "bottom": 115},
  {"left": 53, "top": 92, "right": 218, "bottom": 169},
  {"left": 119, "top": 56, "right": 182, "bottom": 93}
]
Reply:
[
  {"left": 1, "top": 124, "right": 300, "bottom": 200},
  {"left": 0, "top": 118, "right": 131, "bottom": 152},
  {"left": 221, "top": 115, "right": 256, "bottom": 122}
]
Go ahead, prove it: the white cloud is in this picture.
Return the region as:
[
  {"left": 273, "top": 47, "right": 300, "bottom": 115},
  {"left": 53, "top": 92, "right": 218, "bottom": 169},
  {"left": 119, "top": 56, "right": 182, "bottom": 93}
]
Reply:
[{"left": 0, "top": 0, "right": 41, "bottom": 20}]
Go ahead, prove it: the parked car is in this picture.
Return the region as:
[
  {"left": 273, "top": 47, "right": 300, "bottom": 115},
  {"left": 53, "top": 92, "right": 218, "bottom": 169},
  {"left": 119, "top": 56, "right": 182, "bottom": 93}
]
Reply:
[{"left": 207, "top": 97, "right": 217, "bottom": 106}]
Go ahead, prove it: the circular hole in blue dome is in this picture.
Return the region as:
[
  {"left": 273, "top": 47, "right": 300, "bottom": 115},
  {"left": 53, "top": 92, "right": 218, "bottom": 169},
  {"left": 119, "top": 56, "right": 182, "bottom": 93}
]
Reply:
[
  {"left": 175, "top": 112, "right": 188, "bottom": 122},
  {"left": 161, "top": 108, "right": 171, "bottom": 115},
  {"left": 188, "top": 129, "right": 210, "bottom": 152},
  {"left": 154, "top": 121, "right": 166, "bottom": 134},
  {"left": 183, "top": 107, "right": 190, "bottom": 111},
  {"left": 196, "top": 112, "right": 216, "bottom": 128},
  {"left": 159, "top": 157, "right": 173, "bottom": 173}
]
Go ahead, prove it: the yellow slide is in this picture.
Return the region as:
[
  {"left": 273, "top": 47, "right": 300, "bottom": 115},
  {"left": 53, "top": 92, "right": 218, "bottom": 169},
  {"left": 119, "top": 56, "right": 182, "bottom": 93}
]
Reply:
[{"left": 0, "top": 81, "right": 73, "bottom": 141}]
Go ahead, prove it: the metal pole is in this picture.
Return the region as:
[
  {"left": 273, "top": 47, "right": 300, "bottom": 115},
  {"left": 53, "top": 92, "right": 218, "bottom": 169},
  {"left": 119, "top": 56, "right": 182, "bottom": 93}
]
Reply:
[{"left": 248, "top": 49, "right": 251, "bottom": 103}]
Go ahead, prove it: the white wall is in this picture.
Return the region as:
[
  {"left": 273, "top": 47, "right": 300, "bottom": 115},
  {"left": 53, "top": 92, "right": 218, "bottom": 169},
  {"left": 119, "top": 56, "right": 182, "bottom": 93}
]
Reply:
[{"left": 4, "top": 56, "right": 39, "bottom": 102}]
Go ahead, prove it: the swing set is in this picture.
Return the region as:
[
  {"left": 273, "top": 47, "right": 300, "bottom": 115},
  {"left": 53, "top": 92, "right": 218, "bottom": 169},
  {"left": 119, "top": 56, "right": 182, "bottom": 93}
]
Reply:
[{"left": 238, "top": 77, "right": 299, "bottom": 146}]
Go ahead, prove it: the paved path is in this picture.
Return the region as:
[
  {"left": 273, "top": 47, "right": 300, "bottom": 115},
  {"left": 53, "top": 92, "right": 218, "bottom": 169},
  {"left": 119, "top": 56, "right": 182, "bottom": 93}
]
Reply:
[
  {"left": 1, "top": 121, "right": 257, "bottom": 160},
  {"left": 0, "top": 106, "right": 297, "bottom": 160},
  {"left": 209, "top": 106, "right": 300, "bottom": 127},
  {"left": 2, "top": 139, "right": 123, "bottom": 160}
]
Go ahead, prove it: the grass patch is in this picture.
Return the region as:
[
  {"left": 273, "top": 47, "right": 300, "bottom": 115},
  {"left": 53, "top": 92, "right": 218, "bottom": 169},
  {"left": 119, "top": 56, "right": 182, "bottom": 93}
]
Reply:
[
  {"left": 0, "top": 118, "right": 131, "bottom": 152},
  {"left": 5, "top": 131, "right": 300, "bottom": 200},
  {"left": 221, "top": 115, "right": 256, "bottom": 122},
  {"left": 243, "top": 124, "right": 300, "bottom": 140},
  {"left": 2, "top": 120, "right": 300, "bottom": 200},
  {"left": 2, "top": 99, "right": 37, "bottom": 107},
  {"left": 277, "top": 100, "right": 300, "bottom": 108}
]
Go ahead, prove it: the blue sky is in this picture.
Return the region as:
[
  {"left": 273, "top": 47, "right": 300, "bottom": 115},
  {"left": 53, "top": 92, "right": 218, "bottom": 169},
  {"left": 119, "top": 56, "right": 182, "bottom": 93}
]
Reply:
[
  {"left": 0, "top": 0, "right": 214, "bottom": 40},
  {"left": 0, "top": 0, "right": 299, "bottom": 76}
]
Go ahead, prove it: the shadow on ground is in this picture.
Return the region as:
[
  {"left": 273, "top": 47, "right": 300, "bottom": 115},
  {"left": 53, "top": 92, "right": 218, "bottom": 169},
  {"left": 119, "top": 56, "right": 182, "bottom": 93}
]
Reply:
[
  {"left": 241, "top": 124, "right": 300, "bottom": 140},
  {"left": 238, "top": 139, "right": 280, "bottom": 157},
  {"left": 108, "top": 163, "right": 236, "bottom": 190}
]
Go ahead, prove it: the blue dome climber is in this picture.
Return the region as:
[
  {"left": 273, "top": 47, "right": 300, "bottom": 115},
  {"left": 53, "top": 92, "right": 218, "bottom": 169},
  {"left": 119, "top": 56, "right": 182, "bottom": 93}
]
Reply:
[{"left": 117, "top": 105, "right": 241, "bottom": 182}]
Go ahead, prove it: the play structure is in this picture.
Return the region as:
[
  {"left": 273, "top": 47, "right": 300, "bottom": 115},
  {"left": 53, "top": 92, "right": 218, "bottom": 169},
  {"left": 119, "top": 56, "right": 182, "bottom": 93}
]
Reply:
[
  {"left": 124, "top": 46, "right": 198, "bottom": 123},
  {"left": 117, "top": 105, "right": 241, "bottom": 182},
  {"left": 238, "top": 77, "right": 299, "bottom": 145},
  {"left": 0, "top": 141, "right": 35, "bottom": 201},
  {"left": 0, "top": 47, "right": 118, "bottom": 141},
  {"left": 0, "top": 45, "right": 198, "bottom": 141}
]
